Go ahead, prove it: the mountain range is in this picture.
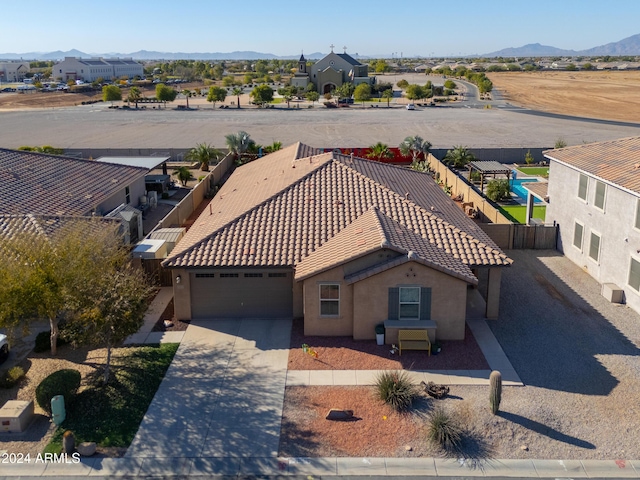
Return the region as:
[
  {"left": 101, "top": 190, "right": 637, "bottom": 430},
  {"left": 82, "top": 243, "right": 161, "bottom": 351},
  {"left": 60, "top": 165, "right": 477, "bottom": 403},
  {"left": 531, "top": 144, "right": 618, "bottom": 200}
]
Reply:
[{"left": 2, "top": 34, "right": 640, "bottom": 61}]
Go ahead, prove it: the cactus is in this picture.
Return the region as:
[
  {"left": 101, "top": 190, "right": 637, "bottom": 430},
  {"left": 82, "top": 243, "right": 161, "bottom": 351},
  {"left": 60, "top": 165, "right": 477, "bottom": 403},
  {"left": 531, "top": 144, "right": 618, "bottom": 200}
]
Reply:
[{"left": 489, "top": 370, "right": 502, "bottom": 415}]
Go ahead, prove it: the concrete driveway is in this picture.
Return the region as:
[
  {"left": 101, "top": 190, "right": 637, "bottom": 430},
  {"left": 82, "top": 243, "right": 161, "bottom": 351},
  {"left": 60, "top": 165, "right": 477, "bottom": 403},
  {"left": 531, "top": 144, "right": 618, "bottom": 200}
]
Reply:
[{"left": 126, "top": 318, "right": 291, "bottom": 460}]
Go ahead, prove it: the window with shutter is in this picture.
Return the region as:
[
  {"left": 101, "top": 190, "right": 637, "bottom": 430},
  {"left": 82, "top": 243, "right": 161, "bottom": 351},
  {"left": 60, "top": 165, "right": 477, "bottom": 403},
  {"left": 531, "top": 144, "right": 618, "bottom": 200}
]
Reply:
[{"left": 399, "top": 287, "right": 420, "bottom": 319}]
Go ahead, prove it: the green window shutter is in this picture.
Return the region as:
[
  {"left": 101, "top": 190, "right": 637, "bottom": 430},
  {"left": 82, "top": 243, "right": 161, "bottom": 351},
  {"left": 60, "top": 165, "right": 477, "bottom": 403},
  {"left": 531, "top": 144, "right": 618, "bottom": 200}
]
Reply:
[
  {"left": 388, "top": 288, "right": 399, "bottom": 320},
  {"left": 419, "top": 287, "right": 432, "bottom": 320}
]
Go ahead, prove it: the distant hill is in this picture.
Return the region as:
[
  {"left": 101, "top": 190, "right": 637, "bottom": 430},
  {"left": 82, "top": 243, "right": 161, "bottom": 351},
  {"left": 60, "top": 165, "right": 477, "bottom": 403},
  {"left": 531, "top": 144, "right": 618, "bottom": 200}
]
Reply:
[
  {"left": 484, "top": 33, "right": 640, "bottom": 57},
  {"left": 0, "top": 49, "right": 327, "bottom": 61}
]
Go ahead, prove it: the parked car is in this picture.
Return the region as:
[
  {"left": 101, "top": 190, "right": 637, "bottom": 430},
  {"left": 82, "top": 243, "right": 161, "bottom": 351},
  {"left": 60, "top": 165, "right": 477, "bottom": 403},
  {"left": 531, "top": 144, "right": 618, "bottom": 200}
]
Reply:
[
  {"left": 0, "top": 334, "right": 9, "bottom": 364},
  {"left": 1, "top": 87, "right": 17, "bottom": 93},
  {"left": 406, "top": 103, "right": 415, "bottom": 110}
]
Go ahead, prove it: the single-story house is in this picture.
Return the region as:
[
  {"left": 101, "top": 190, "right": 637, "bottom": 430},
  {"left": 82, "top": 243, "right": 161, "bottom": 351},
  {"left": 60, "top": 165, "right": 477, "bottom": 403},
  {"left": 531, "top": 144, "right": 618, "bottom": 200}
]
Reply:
[{"left": 163, "top": 143, "right": 512, "bottom": 341}]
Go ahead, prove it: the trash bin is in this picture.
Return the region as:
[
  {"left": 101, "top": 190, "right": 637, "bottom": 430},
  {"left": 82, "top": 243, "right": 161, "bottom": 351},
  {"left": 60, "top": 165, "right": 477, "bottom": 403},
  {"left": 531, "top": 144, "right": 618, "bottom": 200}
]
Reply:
[{"left": 51, "top": 395, "right": 66, "bottom": 426}]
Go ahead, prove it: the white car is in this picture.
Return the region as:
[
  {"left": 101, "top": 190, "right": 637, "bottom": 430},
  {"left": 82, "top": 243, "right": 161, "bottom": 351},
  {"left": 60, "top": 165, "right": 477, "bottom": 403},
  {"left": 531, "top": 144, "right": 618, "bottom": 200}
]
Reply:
[
  {"left": 406, "top": 103, "right": 415, "bottom": 110},
  {"left": 0, "top": 334, "right": 9, "bottom": 364}
]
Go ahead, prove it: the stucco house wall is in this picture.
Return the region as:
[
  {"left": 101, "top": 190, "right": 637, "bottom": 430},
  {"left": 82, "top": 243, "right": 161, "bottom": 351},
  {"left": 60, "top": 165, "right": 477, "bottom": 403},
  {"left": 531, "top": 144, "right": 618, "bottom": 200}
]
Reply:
[
  {"left": 352, "top": 262, "right": 467, "bottom": 341},
  {"left": 303, "top": 265, "right": 354, "bottom": 336},
  {"left": 97, "top": 176, "right": 146, "bottom": 215},
  {"left": 546, "top": 160, "right": 640, "bottom": 315}
]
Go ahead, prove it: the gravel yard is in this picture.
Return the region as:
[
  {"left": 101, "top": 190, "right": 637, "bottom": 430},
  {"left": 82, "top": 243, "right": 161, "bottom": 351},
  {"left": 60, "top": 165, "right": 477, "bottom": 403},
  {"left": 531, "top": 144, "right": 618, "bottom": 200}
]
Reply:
[{"left": 280, "top": 250, "right": 640, "bottom": 459}]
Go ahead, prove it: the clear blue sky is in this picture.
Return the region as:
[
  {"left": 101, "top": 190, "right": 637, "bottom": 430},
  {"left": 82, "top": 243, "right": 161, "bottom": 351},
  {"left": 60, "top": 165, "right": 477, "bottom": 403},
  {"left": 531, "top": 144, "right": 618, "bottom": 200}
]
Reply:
[{"left": 3, "top": 0, "right": 639, "bottom": 57}]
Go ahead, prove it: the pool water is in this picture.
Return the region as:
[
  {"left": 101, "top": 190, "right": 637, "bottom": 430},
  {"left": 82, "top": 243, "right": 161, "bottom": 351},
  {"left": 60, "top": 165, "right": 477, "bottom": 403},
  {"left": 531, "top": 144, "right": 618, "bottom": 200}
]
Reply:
[{"left": 511, "top": 178, "right": 541, "bottom": 203}]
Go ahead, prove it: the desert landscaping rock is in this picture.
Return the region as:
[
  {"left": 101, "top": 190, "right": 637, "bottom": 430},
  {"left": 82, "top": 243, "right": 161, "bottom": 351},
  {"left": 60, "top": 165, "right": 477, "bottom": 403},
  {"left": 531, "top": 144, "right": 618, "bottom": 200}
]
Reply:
[{"left": 77, "top": 441, "right": 97, "bottom": 456}]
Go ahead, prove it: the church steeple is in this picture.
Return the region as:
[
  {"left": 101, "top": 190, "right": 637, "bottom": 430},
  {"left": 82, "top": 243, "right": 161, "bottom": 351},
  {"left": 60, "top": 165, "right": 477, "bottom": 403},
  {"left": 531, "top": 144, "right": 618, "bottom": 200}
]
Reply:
[{"left": 298, "top": 52, "right": 307, "bottom": 74}]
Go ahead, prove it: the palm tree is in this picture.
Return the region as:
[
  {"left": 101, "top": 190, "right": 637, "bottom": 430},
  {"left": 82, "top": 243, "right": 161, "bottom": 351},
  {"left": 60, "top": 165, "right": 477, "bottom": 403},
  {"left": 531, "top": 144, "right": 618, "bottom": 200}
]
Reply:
[
  {"left": 381, "top": 89, "right": 393, "bottom": 107},
  {"left": 127, "top": 86, "right": 142, "bottom": 109},
  {"left": 399, "top": 135, "right": 431, "bottom": 162},
  {"left": 173, "top": 166, "right": 192, "bottom": 186},
  {"left": 366, "top": 142, "right": 393, "bottom": 161},
  {"left": 185, "top": 143, "right": 221, "bottom": 171},
  {"left": 231, "top": 87, "right": 243, "bottom": 109},
  {"left": 225, "top": 131, "right": 255, "bottom": 161},
  {"left": 182, "top": 89, "right": 192, "bottom": 109},
  {"left": 443, "top": 145, "right": 475, "bottom": 169}
]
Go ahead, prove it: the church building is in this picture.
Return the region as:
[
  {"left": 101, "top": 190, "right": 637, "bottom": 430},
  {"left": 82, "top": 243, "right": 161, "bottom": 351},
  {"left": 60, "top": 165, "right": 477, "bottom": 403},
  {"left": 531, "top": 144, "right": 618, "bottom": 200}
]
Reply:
[{"left": 291, "top": 46, "right": 374, "bottom": 93}]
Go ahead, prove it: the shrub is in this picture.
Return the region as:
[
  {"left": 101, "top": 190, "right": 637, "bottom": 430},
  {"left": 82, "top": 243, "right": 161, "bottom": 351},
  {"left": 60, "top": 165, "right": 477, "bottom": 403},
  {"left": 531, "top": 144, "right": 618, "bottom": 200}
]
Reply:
[
  {"left": 36, "top": 369, "right": 81, "bottom": 415},
  {"left": 427, "top": 406, "right": 462, "bottom": 451},
  {"left": 375, "top": 371, "right": 417, "bottom": 411},
  {"left": 524, "top": 150, "right": 535, "bottom": 165},
  {"left": 34, "top": 330, "right": 68, "bottom": 353},
  {"left": 0, "top": 366, "right": 26, "bottom": 388},
  {"left": 486, "top": 179, "right": 510, "bottom": 202}
]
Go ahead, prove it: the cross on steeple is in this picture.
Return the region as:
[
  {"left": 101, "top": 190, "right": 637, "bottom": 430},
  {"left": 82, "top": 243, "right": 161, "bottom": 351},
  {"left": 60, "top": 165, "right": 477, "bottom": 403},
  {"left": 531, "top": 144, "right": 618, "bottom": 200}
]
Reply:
[
  {"left": 343, "top": 46, "right": 347, "bottom": 53},
  {"left": 329, "top": 44, "right": 334, "bottom": 53}
]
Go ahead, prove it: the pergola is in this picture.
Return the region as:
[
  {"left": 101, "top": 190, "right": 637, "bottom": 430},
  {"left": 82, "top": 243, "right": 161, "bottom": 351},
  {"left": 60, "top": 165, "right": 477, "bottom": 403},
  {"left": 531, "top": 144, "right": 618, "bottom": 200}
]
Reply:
[
  {"left": 523, "top": 181, "right": 549, "bottom": 225},
  {"left": 467, "top": 161, "right": 511, "bottom": 192}
]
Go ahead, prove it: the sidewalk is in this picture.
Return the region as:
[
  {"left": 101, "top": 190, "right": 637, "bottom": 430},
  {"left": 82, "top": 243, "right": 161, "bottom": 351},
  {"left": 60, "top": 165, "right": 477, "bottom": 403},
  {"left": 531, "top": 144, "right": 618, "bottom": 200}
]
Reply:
[{"left": 123, "top": 287, "right": 184, "bottom": 345}]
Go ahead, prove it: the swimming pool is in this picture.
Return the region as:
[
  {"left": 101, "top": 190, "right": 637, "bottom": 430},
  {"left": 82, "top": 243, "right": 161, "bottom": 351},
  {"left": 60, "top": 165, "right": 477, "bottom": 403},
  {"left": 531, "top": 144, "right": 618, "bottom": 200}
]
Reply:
[{"left": 511, "top": 178, "right": 541, "bottom": 203}]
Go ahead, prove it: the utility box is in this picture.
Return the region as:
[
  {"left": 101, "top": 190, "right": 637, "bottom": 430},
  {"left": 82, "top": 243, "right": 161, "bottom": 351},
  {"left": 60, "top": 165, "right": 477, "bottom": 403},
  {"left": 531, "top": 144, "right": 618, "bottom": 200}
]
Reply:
[
  {"left": 51, "top": 395, "right": 66, "bottom": 426},
  {"left": 602, "top": 283, "right": 624, "bottom": 304},
  {"left": 0, "top": 400, "right": 34, "bottom": 433}
]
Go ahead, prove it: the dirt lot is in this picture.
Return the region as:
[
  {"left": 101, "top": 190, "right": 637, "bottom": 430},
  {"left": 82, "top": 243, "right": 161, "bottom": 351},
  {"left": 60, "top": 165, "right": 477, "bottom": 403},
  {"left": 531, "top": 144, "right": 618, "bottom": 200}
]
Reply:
[{"left": 488, "top": 70, "right": 640, "bottom": 123}]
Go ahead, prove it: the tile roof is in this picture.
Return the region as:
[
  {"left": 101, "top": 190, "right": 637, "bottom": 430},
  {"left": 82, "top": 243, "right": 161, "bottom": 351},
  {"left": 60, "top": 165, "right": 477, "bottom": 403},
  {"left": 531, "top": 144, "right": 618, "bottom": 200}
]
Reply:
[
  {"left": 0, "top": 214, "right": 122, "bottom": 240},
  {"left": 0, "top": 149, "right": 148, "bottom": 216},
  {"left": 164, "top": 144, "right": 512, "bottom": 273},
  {"left": 544, "top": 136, "right": 640, "bottom": 195},
  {"left": 295, "top": 207, "right": 477, "bottom": 284}
]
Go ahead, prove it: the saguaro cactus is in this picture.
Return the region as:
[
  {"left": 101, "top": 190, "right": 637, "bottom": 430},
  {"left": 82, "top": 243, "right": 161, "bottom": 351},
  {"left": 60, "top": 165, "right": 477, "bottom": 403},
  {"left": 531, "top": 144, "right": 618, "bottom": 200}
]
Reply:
[{"left": 489, "top": 370, "right": 502, "bottom": 415}]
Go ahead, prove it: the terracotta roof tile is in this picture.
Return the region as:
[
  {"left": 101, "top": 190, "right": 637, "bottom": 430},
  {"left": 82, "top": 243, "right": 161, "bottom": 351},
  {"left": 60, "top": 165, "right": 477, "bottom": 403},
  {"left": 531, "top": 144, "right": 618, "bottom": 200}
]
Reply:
[
  {"left": 544, "top": 136, "right": 640, "bottom": 194},
  {"left": 0, "top": 148, "right": 147, "bottom": 216},
  {"left": 164, "top": 146, "right": 512, "bottom": 272}
]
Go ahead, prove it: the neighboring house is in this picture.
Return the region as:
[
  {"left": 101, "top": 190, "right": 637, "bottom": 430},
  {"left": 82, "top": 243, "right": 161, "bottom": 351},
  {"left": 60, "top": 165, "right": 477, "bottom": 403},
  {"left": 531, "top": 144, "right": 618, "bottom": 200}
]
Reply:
[
  {"left": 0, "top": 213, "right": 122, "bottom": 242},
  {"left": 52, "top": 57, "right": 144, "bottom": 82},
  {"left": 0, "top": 62, "right": 30, "bottom": 82},
  {"left": 163, "top": 143, "right": 512, "bottom": 342},
  {"left": 0, "top": 148, "right": 148, "bottom": 242},
  {"left": 544, "top": 136, "right": 640, "bottom": 315},
  {"left": 292, "top": 48, "right": 374, "bottom": 94}
]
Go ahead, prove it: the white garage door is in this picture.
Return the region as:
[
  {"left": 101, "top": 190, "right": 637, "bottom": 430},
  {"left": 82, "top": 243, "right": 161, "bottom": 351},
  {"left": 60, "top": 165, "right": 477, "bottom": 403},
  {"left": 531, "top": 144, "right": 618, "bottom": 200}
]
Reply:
[{"left": 190, "top": 270, "right": 293, "bottom": 319}]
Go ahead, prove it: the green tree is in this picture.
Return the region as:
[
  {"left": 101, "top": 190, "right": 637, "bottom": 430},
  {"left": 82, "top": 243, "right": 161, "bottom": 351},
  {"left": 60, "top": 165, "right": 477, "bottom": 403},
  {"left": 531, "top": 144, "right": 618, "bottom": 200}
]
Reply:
[
  {"left": 366, "top": 142, "right": 393, "bottom": 161},
  {"left": 185, "top": 142, "right": 222, "bottom": 171},
  {"left": 225, "top": 131, "right": 255, "bottom": 161},
  {"left": 396, "top": 79, "right": 409, "bottom": 89},
  {"left": 335, "top": 82, "right": 354, "bottom": 101},
  {"left": 181, "top": 89, "right": 193, "bottom": 108},
  {"left": 231, "top": 87, "right": 243, "bottom": 108},
  {"left": 155, "top": 83, "right": 178, "bottom": 107},
  {"left": 381, "top": 88, "right": 393, "bottom": 107},
  {"left": 524, "top": 150, "right": 535, "bottom": 165},
  {"left": 222, "top": 76, "right": 236, "bottom": 87},
  {"left": 207, "top": 86, "right": 227, "bottom": 108},
  {"left": 583, "top": 62, "right": 593, "bottom": 71},
  {"left": 127, "top": 86, "right": 142, "bottom": 108},
  {"left": 102, "top": 85, "right": 122, "bottom": 105},
  {"left": 443, "top": 146, "right": 475, "bottom": 168},
  {"left": 486, "top": 179, "right": 511, "bottom": 202},
  {"left": 399, "top": 136, "right": 431, "bottom": 162},
  {"left": 306, "top": 90, "right": 319, "bottom": 106},
  {"left": 263, "top": 141, "right": 282, "bottom": 154},
  {"left": 277, "top": 86, "right": 296, "bottom": 108},
  {"left": 374, "top": 59, "right": 390, "bottom": 73},
  {"left": 173, "top": 166, "right": 193, "bottom": 186},
  {"left": 565, "top": 63, "right": 577, "bottom": 71},
  {"left": 353, "top": 83, "right": 371, "bottom": 106},
  {"left": 444, "top": 79, "right": 456, "bottom": 89},
  {"left": 250, "top": 84, "right": 273, "bottom": 107},
  {"left": 405, "top": 84, "right": 425, "bottom": 101}
]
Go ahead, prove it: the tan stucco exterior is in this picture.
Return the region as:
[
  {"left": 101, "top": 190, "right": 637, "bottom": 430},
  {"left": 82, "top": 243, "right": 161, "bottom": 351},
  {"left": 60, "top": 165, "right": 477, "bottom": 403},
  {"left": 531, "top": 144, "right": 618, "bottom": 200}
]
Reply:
[
  {"left": 301, "top": 253, "right": 469, "bottom": 341},
  {"left": 173, "top": 268, "right": 191, "bottom": 320}
]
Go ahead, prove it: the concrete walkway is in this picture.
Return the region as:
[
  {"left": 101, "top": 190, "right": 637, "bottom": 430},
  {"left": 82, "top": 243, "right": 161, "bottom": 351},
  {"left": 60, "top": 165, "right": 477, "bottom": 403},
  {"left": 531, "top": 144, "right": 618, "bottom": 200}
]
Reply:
[{"left": 123, "top": 287, "right": 184, "bottom": 345}]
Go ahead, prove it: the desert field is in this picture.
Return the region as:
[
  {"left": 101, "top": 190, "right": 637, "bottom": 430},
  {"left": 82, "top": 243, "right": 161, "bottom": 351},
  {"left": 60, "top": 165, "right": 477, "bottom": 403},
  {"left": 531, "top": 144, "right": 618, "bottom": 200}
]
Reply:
[{"left": 488, "top": 70, "right": 640, "bottom": 123}]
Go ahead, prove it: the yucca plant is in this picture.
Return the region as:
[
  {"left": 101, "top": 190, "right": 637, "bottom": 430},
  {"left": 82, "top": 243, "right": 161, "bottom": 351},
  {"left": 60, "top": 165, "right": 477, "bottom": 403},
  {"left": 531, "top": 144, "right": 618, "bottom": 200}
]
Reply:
[
  {"left": 375, "top": 370, "right": 417, "bottom": 411},
  {"left": 427, "top": 406, "right": 462, "bottom": 451}
]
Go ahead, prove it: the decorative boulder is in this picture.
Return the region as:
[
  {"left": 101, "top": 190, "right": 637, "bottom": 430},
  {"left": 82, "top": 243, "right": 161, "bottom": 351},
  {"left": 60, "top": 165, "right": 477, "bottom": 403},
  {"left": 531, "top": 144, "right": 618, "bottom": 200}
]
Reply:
[
  {"left": 76, "top": 442, "right": 97, "bottom": 457},
  {"left": 325, "top": 409, "right": 354, "bottom": 421}
]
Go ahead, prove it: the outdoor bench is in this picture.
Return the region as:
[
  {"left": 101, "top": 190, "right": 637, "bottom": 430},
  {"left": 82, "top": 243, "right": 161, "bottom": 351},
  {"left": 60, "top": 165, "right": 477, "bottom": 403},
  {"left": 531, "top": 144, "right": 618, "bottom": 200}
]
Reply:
[{"left": 398, "top": 329, "right": 431, "bottom": 356}]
